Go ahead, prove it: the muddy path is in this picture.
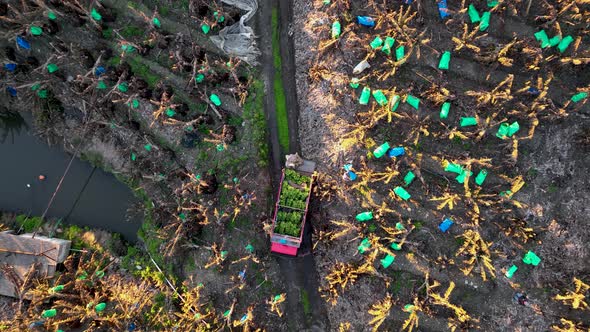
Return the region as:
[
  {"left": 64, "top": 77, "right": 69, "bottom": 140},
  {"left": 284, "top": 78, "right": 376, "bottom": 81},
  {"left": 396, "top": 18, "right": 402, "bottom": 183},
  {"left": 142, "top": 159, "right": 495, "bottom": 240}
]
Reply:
[{"left": 256, "top": 0, "right": 329, "bottom": 330}]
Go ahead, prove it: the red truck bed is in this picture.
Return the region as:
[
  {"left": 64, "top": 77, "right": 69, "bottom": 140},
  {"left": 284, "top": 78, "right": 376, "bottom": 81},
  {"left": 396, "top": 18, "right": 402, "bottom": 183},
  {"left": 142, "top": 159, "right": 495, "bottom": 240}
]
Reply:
[{"left": 270, "top": 160, "right": 316, "bottom": 256}]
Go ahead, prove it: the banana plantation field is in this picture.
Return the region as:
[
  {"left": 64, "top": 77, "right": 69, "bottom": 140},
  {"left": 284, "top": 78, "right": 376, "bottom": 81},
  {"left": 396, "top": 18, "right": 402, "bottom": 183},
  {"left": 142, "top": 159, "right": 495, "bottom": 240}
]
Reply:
[
  {"left": 0, "top": 0, "right": 589, "bottom": 331},
  {"left": 294, "top": 0, "right": 590, "bottom": 331}
]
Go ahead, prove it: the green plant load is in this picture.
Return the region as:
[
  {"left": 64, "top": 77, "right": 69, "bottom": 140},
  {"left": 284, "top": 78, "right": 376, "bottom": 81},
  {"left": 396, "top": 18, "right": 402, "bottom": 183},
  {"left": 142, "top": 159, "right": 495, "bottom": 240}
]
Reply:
[
  {"left": 284, "top": 169, "right": 311, "bottom": 185},
  {"left": 275, "top": 210, "right": 304, "bottom": 237},
  {"left": 275, "top": 169, "right": 313, "bottom": 237},
  {"left": 279, "top": 182, "right": 308, "bottom": 210}
]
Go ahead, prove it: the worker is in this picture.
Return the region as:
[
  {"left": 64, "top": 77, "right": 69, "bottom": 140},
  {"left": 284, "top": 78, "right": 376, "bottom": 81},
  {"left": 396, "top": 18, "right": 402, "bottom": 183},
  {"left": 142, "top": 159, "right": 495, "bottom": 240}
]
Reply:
[{"left": 514, "top": 292, "right": 529, "bottom": 306}]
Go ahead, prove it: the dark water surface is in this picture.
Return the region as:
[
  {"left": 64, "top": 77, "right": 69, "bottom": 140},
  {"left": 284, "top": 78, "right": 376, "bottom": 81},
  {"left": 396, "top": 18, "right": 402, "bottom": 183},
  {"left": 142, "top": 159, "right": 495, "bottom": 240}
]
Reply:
[{"left": 0, "top": 113, "right": 141, "bottom": 242}]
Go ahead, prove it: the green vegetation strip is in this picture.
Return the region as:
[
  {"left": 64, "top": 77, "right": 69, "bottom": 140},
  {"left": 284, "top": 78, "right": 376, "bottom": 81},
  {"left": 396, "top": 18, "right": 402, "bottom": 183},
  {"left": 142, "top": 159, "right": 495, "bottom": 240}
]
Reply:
[
  {"left": 243, "top": 78, "right": 269, "bottom": 167},
  {"left": 271, "top": 7, "right": 290, "bottom": 152}
]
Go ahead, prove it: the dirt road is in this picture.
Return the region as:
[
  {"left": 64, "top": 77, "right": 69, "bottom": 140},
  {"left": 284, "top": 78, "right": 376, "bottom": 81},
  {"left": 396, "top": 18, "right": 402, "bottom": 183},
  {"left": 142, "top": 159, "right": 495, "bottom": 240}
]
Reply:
[{"left": 255, "top": 0, "right": 329, "bottom": 330}]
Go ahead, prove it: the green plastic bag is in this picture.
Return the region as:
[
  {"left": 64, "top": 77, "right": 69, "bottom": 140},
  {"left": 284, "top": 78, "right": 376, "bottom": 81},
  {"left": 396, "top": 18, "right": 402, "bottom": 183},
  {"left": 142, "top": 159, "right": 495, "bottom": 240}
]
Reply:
[
  {"left": 507, "top": 121, "right": 520, "bottom": 136},
  {"left": 558, "top": 36, "right": 574, "bottom": 53},
  {"left": 95, "top": 303, "right": 106, "bottom": 312},
  {"left": 196, "top": 73, "right": 205, "bottom": 83},
  {"left": 131, "top": 152, "right": 137, "bottom": 161},
  {"left": 331, "top": 21, "right": 341, "bottom": 39},
  {"left": 359, "top": 86, "right": 371, "bottom": 105},
  {"left": 117, "top": 82, "right": 129, "bottom": 92},
  {"left": 440, "top": 102, "right": 451, "bottom": 119},
  {"left": 245, "top": 244, "right": 254, "bottom": 253},
  {"left": 548, "top": 35, "right": 562, "bottom": 47},
  {"left": 132, "top": 99, "right": 139, "bottom": 108},
  {"left": 406, "top": 95, "right": 420, "bottom": 110},
  {"left": 394, "top": 186, "right": 411, "bottom": 201},
  {"left": 395, "top": 46, "right": 405, "bottom": 61},
  {"left": 404, "top": 171, "right": 415, "bottom": 186},
  {"left": 358, "top": 238, "right": 371, "bottom": 253},
  {"left": 479, "top": 12, "right": 490, "bottom": 31},
  {"left": 380, "top": 254, "right": 395, "bottom": 268},
  {"left": 370, "top": 36, "right": 383, "bottom": 49},
  {"left": 534, "top": 30, "right": 550, "bottom": 48},
  {"left": 48, "top": 11, "right": 57, "bottom": 20},
  {"left": 382, "top": 37, "right": 395, "bottom": 55},
  {"left": 496, "top": 122, "right": 509, "bottom": 138},
  {"left": 350, "top": 78, "right": 360, "bottom": 89},
  {"left": 391, "top": 242, "right": 402, "bottom": 251},
  {"left": 121, "top": 44, "right": 135, "bottom": 53},
  {"left": 487, "top": 0, "right": 499, "bottom": 7},
  {"left": 153, "top": 17, "right": 161, "bottom": 28},
  {"left": 475, "top": 169, "right": 487, "bottom": 185},
  {"left": 372, "top": 90, "right": 388, "bottom": 106},
  {"left": 505, "top": 265, "right": 518, "bottom": 278},
  {"left": 50, "top": 285, "right": 64, "bottom": 293},
  {"left": 165, "top": 108, "right": 175, "bottom": 117},
  {"left": 201, "top": 24, "right": 211, "bottom": 34},
  {"left": 455, "top": 170, "right": 472, "bottom": 184},
  {"left": 390, "top": 95, "right": 401, "bottom": 112},
  {"left": 445, "top": 162, "right": 463, "bottom": 174},
  {"left": 356, "top": 212, "right": 374, "bottom": 222},
  {"left": 30, "top": 26, "right": 43, "bottom": 36},
  {"left": 47, "top": 63, "right": 59, "bottom": 73},
  {"left": 522, "top": 251, "right": 541, "bottom": 266},
  {"left": 91, "top": 8, "right": 102, "bottom": 21},
  {"left": 42, "top": 309, "right": 57, "bottom": 318},
  {"left": 460, "top": 117, "right": 478, "bottom": 127},
  {"left": 571, "top": 92, "right": 588, "bottom": 103},
  {"left": 395, "top": 222, "right": 405, "bottom": 230},
  {"left": 210, "top": 94, "right": 222, "bottom": 106},
  {"left": 373, "top": 142, "right": 390, "bottom": 158},
  {"left": 37, "top": 89, "right": 48, "bottom": 98},
  {"left": 438, "top": 51, "right": 451, "bottom": 70},
  {"left": 468, "top": 4, "right": 480, "bottom": 23},
  {"left": 144, "top": 144, "right": 152, "bottom": 152}
]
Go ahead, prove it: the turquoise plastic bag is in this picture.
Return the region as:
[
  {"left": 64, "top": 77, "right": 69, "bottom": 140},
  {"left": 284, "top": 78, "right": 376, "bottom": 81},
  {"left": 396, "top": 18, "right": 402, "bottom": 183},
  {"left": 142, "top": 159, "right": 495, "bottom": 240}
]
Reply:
[
  {"left": 406, "top": 95, "right": 420, "bottom": 110},
  {"left": 440, "top": 102, "right": 450, "bottom": 119},
  {"left": 356, "top": 212, "right": 374, "bottom": 222},
  {"left": 438, "top": 51, "right": 451, "bottom": 70},
  {"left": 394, "top": 186, "right": 411, "bottom": 200},
  {"left": 460, "top": 117, "right": 478, "bottom": 127},
  {"left": 372, "top": 90, "right": 388, "bottom": 106},
  {"left": 380, "top": 254, "right": 395, "bottom": 268},
  {"left": 359, "top": 87, "right": 371, "bottom": 105}
]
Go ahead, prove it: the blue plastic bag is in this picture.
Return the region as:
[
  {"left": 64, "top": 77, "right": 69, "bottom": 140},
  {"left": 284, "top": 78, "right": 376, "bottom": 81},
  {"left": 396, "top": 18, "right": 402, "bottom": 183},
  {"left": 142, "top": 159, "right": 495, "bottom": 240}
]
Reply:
[
  {"left": 437, "top": 0, "right": 449, "bottom": 19},
  {"left": 403, "top": 0, "right": 414, "bottom": 3},
  {"left": 6, "top": 87, "right": 17, "bottom": 96},
  {"left": 347, "top": 171, "right": 357, "bottom": 181},
  {"left": 94, "top": 66, "right": 106, "bottom": 77},
  {"left": 4, "top": 63, "right": 16, "bottom": 72},
  {"left": 387, "top": 146, "right": 405, "bottom": 158},
  {"left": 16, "top": 36, "right": 30, "bottom": 49},
  {"left": 527, "top": 87, "right": 540, "bottom": 96},
  {"left": 439, "top": 218, "right": 454, "bottom": 232},
  {"left": 356, "top": 16, "right": 375, "bottom": 28}
]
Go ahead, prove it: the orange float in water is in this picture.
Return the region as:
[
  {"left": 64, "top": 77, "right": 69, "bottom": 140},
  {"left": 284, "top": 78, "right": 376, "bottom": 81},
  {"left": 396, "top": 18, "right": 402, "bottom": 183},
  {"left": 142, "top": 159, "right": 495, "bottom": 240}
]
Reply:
[{"left": 38, "top": 175, "right": 46, "bottom": 181}]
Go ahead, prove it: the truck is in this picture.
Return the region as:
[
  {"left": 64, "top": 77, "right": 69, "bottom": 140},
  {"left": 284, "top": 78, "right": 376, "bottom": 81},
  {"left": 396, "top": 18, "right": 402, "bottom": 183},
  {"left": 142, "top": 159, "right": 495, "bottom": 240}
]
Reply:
[{"left": 270, "top": 159, "right": 316, "bottom": 256}]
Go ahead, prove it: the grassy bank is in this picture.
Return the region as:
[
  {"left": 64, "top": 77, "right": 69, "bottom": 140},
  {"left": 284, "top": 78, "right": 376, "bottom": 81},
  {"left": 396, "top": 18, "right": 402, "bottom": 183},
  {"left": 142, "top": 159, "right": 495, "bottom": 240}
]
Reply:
[{"left": 271, "top": 7, "right": 290, "bottom": 152}]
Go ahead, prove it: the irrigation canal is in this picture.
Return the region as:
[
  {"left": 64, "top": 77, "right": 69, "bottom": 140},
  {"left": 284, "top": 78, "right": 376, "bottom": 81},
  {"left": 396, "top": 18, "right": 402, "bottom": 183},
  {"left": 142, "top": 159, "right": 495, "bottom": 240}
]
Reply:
[{"left": 0, "top": 112, "right": 142, "bottom": 242}]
